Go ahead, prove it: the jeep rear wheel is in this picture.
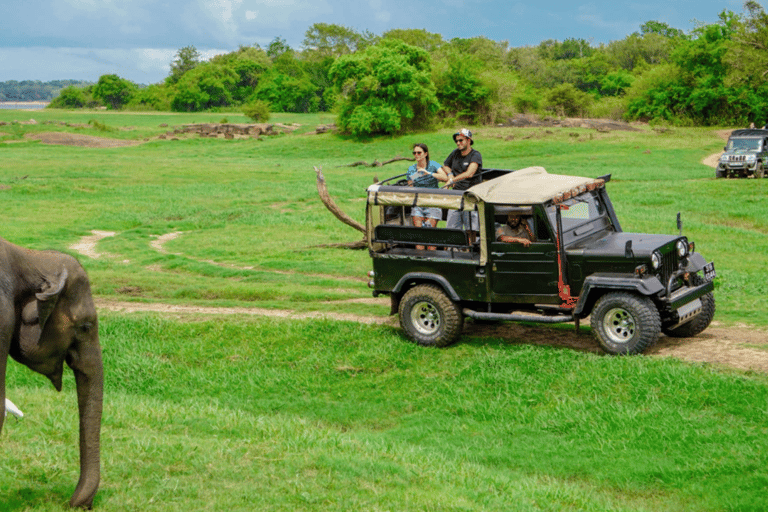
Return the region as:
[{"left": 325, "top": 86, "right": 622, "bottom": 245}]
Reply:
[
  {"left": 662, "top": 274, "right": 716, "bottom": 338},
  {"left": 591, "top": 292, "right": 661, "bottom": 355},
  {"left": 399, "top": 284, "right": 463, "bottom": 347}
]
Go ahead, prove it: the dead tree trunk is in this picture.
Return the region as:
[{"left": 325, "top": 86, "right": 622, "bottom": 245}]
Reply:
[{"left": 314, "top": 166, "right": 367, "bottom": 249}]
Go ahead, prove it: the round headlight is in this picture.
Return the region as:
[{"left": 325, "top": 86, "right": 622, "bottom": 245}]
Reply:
[
  {"left": 651, "top": 251, "right": 661, "bottom": 270},
  {"left": 676, "top": 239, "right": 688, "bottom": 257}
]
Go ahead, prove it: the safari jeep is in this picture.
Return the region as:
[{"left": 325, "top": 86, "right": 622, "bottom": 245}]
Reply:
[
  {"left": 365, "top": 167, "right": 716, "bottom": 355},
  {"left": 716, "top": 129, "right": 768, "bottom": 178}
]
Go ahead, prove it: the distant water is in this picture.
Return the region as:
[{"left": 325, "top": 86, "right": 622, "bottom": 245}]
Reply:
[{"left": 0, "top": 102, "right": 49, "bottom": 110}]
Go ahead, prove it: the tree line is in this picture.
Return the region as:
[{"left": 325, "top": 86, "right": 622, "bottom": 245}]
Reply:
[
  {"left": 0, "top": 80, "right": 92, "bottom": 102},
  {"left": 48, "top": 1, "right": 768, "bottom": 136}
]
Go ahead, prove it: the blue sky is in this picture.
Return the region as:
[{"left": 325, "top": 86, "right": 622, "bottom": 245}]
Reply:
[{"left": 0, "top": 0, "right": 748, "bottom": 85}]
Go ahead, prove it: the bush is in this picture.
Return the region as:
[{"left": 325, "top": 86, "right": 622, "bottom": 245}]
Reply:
[
  {"left": 49, "top": 86, "right": 87, "bottom": 108},
  {"left": 243, "top": 100, "right": 271, "bottom": 122},
  {"left": 544, "top": 83, "right": 593, "bottom": 117}
]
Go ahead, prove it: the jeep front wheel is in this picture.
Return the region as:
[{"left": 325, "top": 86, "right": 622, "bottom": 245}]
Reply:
[
  {"left": 756, "top": 162, "right": 766, "bottom": 179},
  {"left": 399, "top": 284, "right": 463, "bottom": 347},
  {"left": 590, "top": 292, "right": 661, "bottom": 355}
]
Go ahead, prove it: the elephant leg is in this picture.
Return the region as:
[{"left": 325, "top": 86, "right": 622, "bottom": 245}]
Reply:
[{"left": 68, "top": 342, "right": 103, "bottom": 509}]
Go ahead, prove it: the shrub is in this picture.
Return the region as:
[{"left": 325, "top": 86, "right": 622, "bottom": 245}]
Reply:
[{"left": 243, "top": 100, "right": 271, "bottom": 122}]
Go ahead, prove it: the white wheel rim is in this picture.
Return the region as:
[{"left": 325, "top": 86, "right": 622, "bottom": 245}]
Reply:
[
  {"left": 411, "top": 301, "right": 441, "bottom": 335},
  {"left": 602, "top": 307, "right": 636, "bottom": 344}
]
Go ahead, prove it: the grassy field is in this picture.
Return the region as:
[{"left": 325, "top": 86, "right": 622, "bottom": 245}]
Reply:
[{"left": 1, "top": 109, "right": 767, "bottom": 511}]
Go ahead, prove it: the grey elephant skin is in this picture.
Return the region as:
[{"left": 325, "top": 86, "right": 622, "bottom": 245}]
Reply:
[{"left": 1, "top": 237, "right": 103, "bottom": 508}]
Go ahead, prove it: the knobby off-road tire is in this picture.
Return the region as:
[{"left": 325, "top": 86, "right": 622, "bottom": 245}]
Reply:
[
  {"left": 399, "top": 284, "right": 463, "bottom": 347},
  {"left": 590, "top": 292, "right": 661, "bottom": 355},
  {"left": 715, "top": 169, "right": 726, "bottom": 179},
  {"left": 662, "top": 274, "right": 716, "bottom": 338},
  {"left": 756, "top": 162, "right": 766, "bottom": 179}
]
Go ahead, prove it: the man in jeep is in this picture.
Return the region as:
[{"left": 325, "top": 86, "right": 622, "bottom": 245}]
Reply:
[
  {"left": 438, "top": 128, "right": 483, "bottom": 230},
  {"left": 496, "top": 213, "right": 534, "bottom": 246}
]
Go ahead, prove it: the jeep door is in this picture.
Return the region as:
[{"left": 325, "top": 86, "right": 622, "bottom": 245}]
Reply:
[{"left": 488, "top": 206, "right": 560, "bottom": 304}]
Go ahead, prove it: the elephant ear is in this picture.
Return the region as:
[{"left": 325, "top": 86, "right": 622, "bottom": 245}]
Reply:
[{"left": 19, "top": 268, "right": 68, "bottom": 352}]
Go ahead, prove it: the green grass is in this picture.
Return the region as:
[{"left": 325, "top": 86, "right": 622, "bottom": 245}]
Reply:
[
  {"left": 1, "top": 111, "right": 767, "bottom": 510},
  {"left": 3, "top": 315, "right": 768, "bottom": 511}
]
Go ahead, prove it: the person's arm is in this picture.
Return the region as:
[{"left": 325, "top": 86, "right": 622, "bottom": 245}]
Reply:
[
  {"left": 435, "top": 165, "right": 452, "bottom": 183},
  {"left": 498, "top": 235, "right": 532, "bottom": 246},
  {"left": 449, "top": 161, "right": 479, "bottom": 187}
]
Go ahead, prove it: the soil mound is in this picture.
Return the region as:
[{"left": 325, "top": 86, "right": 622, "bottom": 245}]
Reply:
[{"left": 26, "top": 132, "right": 142, "bottom": 148}]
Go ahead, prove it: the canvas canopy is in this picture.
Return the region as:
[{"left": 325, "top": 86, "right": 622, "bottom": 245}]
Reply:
[{"left": 465, "top": 167, "right": 604, "bottom": 205}]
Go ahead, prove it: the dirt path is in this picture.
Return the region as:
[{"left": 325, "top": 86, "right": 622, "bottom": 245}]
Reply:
[
  {"left": 701, "top": 129, "right": 733, "bottom": 168},
  {"left": 95, "top": 297, "right": 768, "bottom": 374}
]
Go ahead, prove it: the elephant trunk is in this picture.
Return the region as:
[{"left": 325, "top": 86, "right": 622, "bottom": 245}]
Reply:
[{"left": 69, "top": 342, "right": 103, "bottom": 509}]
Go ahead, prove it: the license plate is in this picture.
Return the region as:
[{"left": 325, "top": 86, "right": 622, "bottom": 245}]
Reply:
[{"left": 703, "top": 262, "right": 717, "bottom": 280}]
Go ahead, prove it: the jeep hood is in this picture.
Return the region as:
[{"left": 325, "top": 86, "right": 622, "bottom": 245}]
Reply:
[{"left": 566, "top": 232, "right": 678, "bottom": 257}]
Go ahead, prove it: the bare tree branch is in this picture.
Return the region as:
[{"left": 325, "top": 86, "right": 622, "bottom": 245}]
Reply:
[{"left": 314, "top": 166, "right": 366, "bottom": 234}]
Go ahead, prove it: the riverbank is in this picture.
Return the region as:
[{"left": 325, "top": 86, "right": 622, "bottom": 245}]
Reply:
[{"left": 0, "top": 101, "right": 49, "bottom": 110}]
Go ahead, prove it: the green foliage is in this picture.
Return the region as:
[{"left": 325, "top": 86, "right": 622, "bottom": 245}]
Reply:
[
  {"left": 329, "top": 39, "right": 439, "bottom": 137},
  {"left": 92, "top": 74, "right": 137, "bottom": 110},
  {"left": 48, "top": 85, "right": 88, "bottom": 108},
  {"left": 381, "top": 28, "right": 445, "bottom": 52},
  {"left": 302, "top": 22, "right": 377, "bottom": 57},
  {"left": 434, "top": 58, "right": 491, "bottom": 123},
  {"left": 171, "top": 63, "right": 238, "bottom": 112},
  {"left": 242, "top": 99, "right": 271, "bottom": 122},
  {"left": 125, "top": 84, "right": 173, "bottom": 111},
  {"left": 544, "top": 83, "right": 593, "bottom": 117},
  {"left": 724, "top": 1, "right": 768, "bottom": 88},
  {"left": 624, "top": 11, "right": 768, "bottom": 125},
  {"left": 209, "top": 46, "right": 272, "bottom": 104},
  {"left": 167, "top": 45, "right": 201, "bottom": 85}
]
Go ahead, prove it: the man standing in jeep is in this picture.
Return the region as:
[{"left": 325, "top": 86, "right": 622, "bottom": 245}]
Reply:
[{"left": 439, "top": 128, "right": 483, "bottom": 230}]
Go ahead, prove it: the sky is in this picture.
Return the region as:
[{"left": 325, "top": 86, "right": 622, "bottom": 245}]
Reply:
[{"left": 0, "top": 0, "right": 749, "bottom": 85}]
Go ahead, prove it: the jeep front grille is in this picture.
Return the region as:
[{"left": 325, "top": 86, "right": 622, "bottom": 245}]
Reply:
[
  {"left": 658, "top": 250, "right": 679, "bottom": 289},
  {"left": 726, "top": 155, "right": 747, "bottom": 162}
]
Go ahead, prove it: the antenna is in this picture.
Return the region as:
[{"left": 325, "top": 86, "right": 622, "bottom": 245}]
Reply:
[{"left": 676, "top": 212, "right": 682, "bottom": 236}]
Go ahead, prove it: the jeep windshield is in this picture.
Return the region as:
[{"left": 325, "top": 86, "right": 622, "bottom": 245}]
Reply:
[
  {"left": 545, "top": 191, "right": 615, "bottom": 245},
  {"left": 727, "top": 138, "right": 762, "bottom": 151}
]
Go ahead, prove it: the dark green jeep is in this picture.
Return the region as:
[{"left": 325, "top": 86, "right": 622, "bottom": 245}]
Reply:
[
  {"left": 717, "top": 129, "right": 768, "bottom": 178},
  {"left": 365, "top": 167, "right": 716, "bottom": 355}
]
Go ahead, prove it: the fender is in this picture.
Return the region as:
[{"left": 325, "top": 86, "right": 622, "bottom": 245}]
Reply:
[
  {"left": 574, "top": 273, "right": 664, "bottom": 316},
  {"left": 684, "top": 252, "right": 707, "bottom": 273},
  {"left": 392, "top": 272, "right": 463, "bottom": 302}
]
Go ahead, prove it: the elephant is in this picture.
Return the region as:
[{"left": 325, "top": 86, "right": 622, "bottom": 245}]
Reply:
[{"left": 1, "top": 237, "right": 103, "bottom": 509}]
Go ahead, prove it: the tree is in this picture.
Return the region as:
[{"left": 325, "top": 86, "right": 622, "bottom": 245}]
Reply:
[
  {"left": 302, "top": 23, "right": 376, "bottom": 57},
  {"left": 641, "top": 20, "right": 687, "bottom": 39},
  {"left": 171, "top": 63, "right": 237, "bottom": 111},
  {"left": 168, "top": 45, "right": 201, "bottom": 84},
  {"left": 329, "top": 39, "right": 439, "bottom": 137},
  {"left": 266, "top": 37, "right": 292, "bottom": 60},
  {"left": 92, "top": 74, "right": 136, "bottom": 109},
  {"left": 725, "top": 1, "right": 768, "bottom": 88},
  {"left": 49, "top": 86, "right": 87, "bottom": 108},
  {"left": 434, "top": 59, "right": 491, "bottom": 123},
  {"left": 381, "top": 29, "right": 444, "bottom": 52}
]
